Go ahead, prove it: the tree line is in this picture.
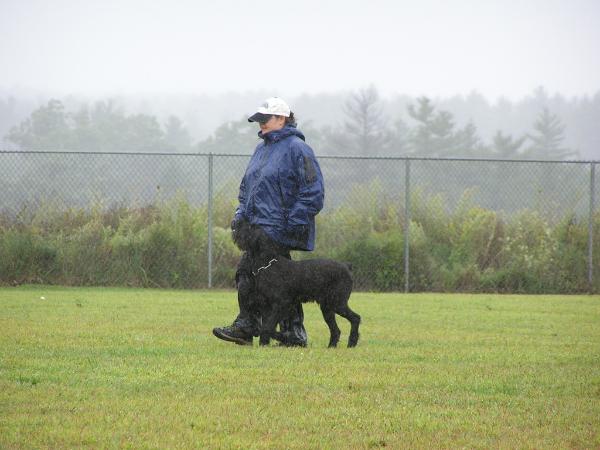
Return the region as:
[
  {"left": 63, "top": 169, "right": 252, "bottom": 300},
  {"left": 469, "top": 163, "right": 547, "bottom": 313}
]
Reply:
[{"left": 2, "top": 86, "right": 584, "bottom": 160}]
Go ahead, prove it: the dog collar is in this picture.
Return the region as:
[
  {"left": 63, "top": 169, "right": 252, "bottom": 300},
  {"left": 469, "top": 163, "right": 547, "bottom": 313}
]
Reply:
[{"left": 252, "top": 258, "right": 278, "bottom": 276}]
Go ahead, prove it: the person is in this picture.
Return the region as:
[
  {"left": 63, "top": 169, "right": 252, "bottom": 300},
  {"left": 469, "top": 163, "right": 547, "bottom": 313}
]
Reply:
[{"left": 212, "top": 97, "right": 325, "bottom": 346}]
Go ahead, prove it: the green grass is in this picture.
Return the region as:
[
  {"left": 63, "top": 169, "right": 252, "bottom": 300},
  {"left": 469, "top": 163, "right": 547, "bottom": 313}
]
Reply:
[{"left": 1, "top": 287, "right": 599, "bottom": 449}]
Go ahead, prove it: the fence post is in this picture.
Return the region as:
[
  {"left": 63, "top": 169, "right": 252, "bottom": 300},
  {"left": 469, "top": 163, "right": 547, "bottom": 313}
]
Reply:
[
  {"left": 208, "top": 153, "right": 214, "bottom": 288},
  {"left": 589, "top": 162, "right": 596, "bottom": 292},
  {"left": 404, "top": 158, "right": 411, "bottom": 293}
]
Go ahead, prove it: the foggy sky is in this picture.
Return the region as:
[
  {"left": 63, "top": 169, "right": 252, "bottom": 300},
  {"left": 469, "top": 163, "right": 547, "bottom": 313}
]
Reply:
[{"left": 1, "top": 0, "right": 599, "bottom": 101}]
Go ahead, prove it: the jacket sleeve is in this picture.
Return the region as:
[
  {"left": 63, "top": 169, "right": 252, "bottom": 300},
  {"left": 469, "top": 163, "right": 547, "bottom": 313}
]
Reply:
[{"left": 287, "top": 143, "right": 325, "bottom": 227}]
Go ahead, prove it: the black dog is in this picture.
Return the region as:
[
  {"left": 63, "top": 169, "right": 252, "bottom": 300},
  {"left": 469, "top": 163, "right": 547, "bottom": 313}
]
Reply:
[{"left": 233, "top": 220, "right": 361, "bottom": 347}]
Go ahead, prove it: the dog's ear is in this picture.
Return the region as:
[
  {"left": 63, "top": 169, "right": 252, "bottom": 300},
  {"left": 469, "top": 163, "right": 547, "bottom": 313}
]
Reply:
[
  {"left": 231, "top": 219, "right": 250, "bottom": 251},
  {"left": 248, "top": 227, "right": 261, "bottom": 252},
  {"left": 231, "top": 227, "right": 243, "bottom": 251}
]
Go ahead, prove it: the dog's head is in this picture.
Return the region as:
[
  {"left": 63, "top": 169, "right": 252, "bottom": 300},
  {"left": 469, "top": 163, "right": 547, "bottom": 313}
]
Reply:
[{"left": 231, "top": 219, "right": 278, "bottom": 256}]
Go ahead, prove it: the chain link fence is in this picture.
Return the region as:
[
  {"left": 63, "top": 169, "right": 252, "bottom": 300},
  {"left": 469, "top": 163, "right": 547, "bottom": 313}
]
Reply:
[{"left": 0, "top": 150, "right": 598, "bottom": 293}]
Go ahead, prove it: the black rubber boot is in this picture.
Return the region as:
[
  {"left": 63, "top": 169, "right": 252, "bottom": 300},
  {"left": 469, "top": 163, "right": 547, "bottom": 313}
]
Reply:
[
  {"left": 212, "top": 324, "right": 253, "bottom": 345},
  {"left": 277, "top": 304, "right": 308, "bottom": 347},
  {"left": 213, "top": 259, "right": 260, "bottom": 345}
]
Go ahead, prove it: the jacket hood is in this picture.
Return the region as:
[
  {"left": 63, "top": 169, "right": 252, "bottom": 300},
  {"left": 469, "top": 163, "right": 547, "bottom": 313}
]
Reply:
[{"left": 258, "top": 124, "right": 305, "bottom": 143}]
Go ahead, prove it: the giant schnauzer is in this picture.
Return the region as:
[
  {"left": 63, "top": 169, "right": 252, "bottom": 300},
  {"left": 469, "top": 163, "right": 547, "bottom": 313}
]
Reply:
[{"left": 233, "top": 220, "right": 361, "bottom": 347}]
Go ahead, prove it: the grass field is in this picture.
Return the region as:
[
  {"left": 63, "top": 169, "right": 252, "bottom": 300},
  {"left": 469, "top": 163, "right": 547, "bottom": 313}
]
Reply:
[{"left": 1, "top": 286, "right": 599, "bottom": 449}]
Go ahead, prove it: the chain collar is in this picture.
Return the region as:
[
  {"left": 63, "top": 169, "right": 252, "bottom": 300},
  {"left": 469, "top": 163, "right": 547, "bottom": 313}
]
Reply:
[{"left": 252, "top": 258, "right": 278, "bottom": 276}]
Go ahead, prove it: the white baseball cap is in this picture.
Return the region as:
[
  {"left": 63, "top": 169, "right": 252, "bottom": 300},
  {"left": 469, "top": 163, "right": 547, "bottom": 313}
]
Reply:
[{"left": 248, "top": 97, "right": 291, "bottom": 122}]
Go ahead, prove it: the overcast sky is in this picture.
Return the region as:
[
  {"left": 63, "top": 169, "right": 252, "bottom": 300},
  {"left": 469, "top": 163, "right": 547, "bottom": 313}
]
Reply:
[{"left": 1, "top": 0, "right": 599, "bottom": 101}]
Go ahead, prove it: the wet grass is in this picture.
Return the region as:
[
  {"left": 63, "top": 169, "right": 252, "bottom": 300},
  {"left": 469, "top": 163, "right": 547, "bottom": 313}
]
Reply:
[{"left": 1, "top": 286, "right": 599, "bottom": 449}]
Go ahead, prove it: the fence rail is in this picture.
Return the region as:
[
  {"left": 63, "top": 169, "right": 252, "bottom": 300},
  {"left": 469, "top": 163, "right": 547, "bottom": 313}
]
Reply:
[{"left": 0, "top": 150, "right": 598, "bottom": 293}]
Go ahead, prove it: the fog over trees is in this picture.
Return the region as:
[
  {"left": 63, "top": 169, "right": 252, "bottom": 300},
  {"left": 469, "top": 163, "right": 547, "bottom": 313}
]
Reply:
[{"left": 1, "top": 86, "right": 599, "bottom": 160}]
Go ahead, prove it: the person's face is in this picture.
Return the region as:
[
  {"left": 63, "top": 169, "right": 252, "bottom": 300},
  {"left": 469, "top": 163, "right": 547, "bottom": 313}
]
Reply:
[{"left": 258, "top": 115, "right": 286, "bottom": 134}]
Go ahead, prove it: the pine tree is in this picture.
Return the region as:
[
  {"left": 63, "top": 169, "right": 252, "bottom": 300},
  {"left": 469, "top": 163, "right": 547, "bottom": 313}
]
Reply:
[
  {"left": 526, "top": 107, "right": 578, "bottom": 159},
  {"left": 164, "top": 116, "right": 192, "bottom": 152},
  {"left": 407, "top": 97, "right": 483, "bottom": 157},
  {"left": 341, "top": 85, "right": 389, "bottom": 156},
  {"left": 491, "top": 131, "right": 526, "bottom": 158}
]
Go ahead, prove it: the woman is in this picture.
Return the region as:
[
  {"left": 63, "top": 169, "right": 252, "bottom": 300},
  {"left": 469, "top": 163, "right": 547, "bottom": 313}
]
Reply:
[{"left": 212, "top": 97, "right": 325, "bottom": 346}]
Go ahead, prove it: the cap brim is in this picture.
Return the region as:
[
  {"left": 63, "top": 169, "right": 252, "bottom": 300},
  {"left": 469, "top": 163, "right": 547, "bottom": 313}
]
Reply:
[{"left": 248, "top": 112, "right": 272, "bottom": 123}]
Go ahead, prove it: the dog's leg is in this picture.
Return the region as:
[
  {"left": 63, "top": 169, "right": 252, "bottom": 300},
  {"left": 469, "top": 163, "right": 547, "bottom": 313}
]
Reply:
[
  {"left": 259, "top": 303, "right": 282, "bottom": 346},
  {"left": 320, "top": 304, "right": 341, "bottom": 348},
  {"left": 335, "top": 305, "right": 361, "bottom": 348}
]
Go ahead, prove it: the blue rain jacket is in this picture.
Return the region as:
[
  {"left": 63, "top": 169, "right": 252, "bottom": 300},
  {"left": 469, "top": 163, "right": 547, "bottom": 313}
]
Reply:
[{"left": 235, "top": 125, "right": 324, "bottom": 251}]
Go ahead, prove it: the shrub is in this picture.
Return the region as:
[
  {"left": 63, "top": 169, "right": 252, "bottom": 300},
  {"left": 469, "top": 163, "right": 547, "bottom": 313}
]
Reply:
[
  {"left": 0, "top": 183, "right": 596, "bottom": 293},
  {"left": 0, "top": 228, "right": 57, "bottom": 284}
]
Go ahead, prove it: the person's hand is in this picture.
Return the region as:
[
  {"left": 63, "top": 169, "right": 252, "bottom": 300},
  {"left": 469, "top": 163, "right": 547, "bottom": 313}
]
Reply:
[{"left": 231, "top": 216, "right": 244, "bottom": 231}]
